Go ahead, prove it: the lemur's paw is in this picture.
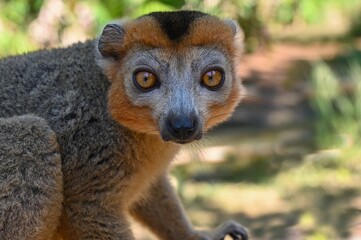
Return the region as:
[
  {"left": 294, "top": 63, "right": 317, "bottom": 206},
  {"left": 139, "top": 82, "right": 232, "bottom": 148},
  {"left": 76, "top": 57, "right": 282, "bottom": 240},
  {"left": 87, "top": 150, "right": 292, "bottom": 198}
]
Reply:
[{"left": 210, "top": 220, "right": 248, "bottom": 240}]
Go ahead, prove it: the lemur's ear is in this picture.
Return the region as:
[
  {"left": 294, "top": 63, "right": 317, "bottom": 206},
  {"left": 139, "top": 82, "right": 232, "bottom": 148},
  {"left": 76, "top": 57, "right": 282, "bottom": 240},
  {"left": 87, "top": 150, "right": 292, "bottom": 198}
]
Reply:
[
  {"left": 224, "top": 19, "right": 244, "bottom": 58},
  {"left": 98, "top": 22, "right": 125, "bottom": 59},
  {"left": 224, "top": 19, "right": 244, "bottom": 43}
]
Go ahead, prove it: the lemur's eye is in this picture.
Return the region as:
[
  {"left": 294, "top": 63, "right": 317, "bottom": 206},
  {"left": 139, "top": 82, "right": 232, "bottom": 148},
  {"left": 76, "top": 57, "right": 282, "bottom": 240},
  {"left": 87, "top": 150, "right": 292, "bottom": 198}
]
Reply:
[
  {"left": 133, "top": 71, "right": 158, "bottom": 90},
  {"left": 201, "top": 69, "right": 224, "bottom": 90}
]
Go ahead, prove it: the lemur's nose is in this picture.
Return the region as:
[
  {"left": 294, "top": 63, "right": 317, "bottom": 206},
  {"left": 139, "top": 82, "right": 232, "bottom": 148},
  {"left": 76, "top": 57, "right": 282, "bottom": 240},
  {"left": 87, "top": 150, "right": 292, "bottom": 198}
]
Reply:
[{"left": 167, "top": 114, "right": 198, "bottom": 142}]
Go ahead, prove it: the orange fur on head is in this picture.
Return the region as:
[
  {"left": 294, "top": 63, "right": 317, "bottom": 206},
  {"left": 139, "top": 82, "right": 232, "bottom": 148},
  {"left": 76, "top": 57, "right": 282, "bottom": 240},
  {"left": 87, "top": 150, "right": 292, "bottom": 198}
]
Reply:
[
  {"left": 106, "top": 63, "right": 157, "bottom": 133},
  {"left": 103, "top": 13, "right": 243, "bottom": 134},
  {"left": 112, "top": 15, "right": 239, "bottom": 58},
  {"left": 122, "top": 18, "right": 172, "bottom": 49},
  {"left": 103, "top": 17, "right": 170, "bottom": 133},
  {"left": 185, "top": 17, "right": 236, "bottom": 56},
  {"left": 205, "top": 83, "right": 243, "bottom": 130}
]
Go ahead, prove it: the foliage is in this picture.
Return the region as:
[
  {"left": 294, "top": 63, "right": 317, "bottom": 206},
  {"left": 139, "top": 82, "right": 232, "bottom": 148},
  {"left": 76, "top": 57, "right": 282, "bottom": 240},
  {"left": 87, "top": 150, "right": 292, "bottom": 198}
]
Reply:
[
  {"left": 311, "top": 59, "right": 361, "bottom": 150},
  {"left": 1, "top": 0, "right": 361, "bottom": 56}
]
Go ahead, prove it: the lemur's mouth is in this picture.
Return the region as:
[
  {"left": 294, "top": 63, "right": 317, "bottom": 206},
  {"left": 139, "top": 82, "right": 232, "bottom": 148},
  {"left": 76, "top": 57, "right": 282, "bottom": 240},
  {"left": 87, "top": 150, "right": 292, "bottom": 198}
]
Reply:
[
  {"left": 174, "top": 140, "right": 193, "bottom": 144},
  {"left": 172, "top": 136, "right": 202, "bottom": 144},
  {"left": 160, "top": 113, "right": 203, "bottom": 144},
  {"left": 164, "top": 135, "right": 203, "bottom": 144}
]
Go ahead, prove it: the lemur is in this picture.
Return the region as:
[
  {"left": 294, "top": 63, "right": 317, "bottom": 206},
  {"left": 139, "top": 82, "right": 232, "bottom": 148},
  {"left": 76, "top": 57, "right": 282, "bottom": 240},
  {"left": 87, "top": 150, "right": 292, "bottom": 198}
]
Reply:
[{"left": 0, "top": 11, "right": 247, "bottom": 240}]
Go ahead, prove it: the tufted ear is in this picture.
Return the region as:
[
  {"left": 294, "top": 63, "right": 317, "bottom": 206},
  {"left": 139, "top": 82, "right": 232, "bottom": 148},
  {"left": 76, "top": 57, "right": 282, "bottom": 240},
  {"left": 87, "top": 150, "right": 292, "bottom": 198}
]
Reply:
[
  {"left": 224, "top": 19, "right": 244, "bottom": 44},
  {"left": 224, "top": 19, "right": 243, "bottom": 38},
  {"left": 98, "top": 22, "right": 126, "bottom": 60},
  {"left": 223, "top": 19, "right": 244, "bottom": 61}
]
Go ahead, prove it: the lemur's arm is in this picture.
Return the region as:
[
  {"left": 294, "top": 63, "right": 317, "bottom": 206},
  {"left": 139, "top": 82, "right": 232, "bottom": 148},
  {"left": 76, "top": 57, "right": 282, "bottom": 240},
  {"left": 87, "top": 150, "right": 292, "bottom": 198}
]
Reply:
[
  {"left": 129, "top": 175, "right": 199, "bottom": 240},
  {"left": 129, "top": 175, "right": 248, "bottom": 240}
]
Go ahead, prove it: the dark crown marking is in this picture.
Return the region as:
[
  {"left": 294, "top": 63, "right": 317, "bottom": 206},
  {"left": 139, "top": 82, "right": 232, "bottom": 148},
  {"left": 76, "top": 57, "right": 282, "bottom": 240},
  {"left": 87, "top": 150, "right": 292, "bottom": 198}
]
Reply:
[{"left": 146, "top": 11, "right": 207, "bottom": 42}]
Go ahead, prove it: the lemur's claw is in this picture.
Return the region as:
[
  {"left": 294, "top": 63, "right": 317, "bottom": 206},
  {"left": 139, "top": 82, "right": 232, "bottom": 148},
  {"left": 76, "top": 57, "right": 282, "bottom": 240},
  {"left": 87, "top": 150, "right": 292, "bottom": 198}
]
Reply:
[
  {"left": 212, "top": 220, "right": 248, "bottom": 240},
  {"left": 228, "top": 229, "right": 248, "bottom": 240}
]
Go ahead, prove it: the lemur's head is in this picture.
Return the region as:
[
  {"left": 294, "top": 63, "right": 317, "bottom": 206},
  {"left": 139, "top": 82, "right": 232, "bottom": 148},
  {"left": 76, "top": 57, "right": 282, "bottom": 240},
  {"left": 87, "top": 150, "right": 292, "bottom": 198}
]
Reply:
[{"left": 97, "top": 11, "right": 244, "bottom": 144}]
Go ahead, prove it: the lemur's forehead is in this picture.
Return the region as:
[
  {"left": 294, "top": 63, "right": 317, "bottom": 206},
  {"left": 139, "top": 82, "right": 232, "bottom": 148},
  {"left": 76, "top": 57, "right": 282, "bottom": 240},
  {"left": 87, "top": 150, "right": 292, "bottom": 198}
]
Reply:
[
  {"left": 121, "top": 11, "right": 236, "bottom": 55},
  {"left": 146, "top": 11, "right": 207, "bottom": 42}
]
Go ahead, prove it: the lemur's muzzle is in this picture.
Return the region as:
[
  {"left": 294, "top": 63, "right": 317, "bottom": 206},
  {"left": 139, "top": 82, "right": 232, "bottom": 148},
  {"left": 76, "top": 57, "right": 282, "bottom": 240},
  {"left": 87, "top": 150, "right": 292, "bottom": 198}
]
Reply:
[{"left": 162, "top": 113, "right": 202, "bottom": 143}]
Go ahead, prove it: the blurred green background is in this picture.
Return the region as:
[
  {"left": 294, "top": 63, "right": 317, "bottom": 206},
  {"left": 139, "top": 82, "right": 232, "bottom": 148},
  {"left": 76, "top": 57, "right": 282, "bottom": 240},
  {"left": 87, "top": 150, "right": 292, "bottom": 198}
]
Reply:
[{"left": 1, "top": 0, "right": 361, "bottom": 239}]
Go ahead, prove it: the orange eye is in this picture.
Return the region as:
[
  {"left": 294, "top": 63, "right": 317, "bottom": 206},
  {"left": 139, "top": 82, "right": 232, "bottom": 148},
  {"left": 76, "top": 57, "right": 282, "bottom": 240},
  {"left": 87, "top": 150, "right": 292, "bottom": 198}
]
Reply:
[
  {"left": 133, "top": 71, "right": 158, "bottom": 90},
  {"left": 201, "top": 69, "right": 224, "bottom": 89}
]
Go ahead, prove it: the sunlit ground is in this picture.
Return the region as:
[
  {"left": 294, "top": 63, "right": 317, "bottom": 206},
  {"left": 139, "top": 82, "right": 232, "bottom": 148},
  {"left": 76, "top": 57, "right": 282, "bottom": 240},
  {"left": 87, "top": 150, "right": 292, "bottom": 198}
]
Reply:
[{"left": 132, "top": 129, "right": 361, "bottom": 240}]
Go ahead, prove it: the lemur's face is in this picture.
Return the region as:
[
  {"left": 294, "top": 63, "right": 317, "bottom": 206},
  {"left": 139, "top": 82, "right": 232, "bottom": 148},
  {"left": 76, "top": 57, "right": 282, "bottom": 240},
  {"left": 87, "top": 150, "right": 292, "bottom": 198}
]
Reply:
[{"left": 97, "top": 11, "right": 244, "bottom": 144}]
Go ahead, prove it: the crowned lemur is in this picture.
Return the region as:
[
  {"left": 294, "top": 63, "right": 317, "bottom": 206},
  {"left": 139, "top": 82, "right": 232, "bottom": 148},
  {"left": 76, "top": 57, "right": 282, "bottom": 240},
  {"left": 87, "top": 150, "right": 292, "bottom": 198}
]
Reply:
[{"left": 0, "top": 10, "right": 248, "bottom": 240}]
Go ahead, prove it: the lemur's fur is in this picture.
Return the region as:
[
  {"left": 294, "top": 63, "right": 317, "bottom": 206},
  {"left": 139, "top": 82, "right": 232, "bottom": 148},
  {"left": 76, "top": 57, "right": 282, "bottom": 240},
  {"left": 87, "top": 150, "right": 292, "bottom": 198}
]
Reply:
[{"left": 0, "top": 11, "right": 247, "bottom": 240}]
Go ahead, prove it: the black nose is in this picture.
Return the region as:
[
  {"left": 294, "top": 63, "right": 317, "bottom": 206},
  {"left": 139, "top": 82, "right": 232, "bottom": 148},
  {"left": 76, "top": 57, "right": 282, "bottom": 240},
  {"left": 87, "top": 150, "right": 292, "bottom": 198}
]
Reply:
[{"left": 167, "top": 114, "right": 198, "bottom": 141}]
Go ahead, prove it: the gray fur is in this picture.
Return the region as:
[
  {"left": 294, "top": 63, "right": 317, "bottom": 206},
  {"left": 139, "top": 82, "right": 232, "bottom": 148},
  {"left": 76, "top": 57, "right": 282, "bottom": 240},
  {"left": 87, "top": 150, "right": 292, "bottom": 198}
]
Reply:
[
  {"left": 0, "top": 115, "right": 62, "bottom": 239},
  {"left": 0, "top": 41, "right": 138, "bottom": 239}
]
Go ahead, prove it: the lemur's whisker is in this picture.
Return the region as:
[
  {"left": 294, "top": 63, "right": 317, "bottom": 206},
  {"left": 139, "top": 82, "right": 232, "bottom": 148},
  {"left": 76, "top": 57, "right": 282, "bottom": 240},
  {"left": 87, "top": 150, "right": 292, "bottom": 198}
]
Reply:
[
  {"left": 199, "top": 107, "right": 234, "bottom": 118},
  {"left": 143, "top": 130, "right": 158, "bottom": 134},
  {"left": 189, "top": 141, "right": 209, "bottom": 170},
  {"left": 207, "top": 112, "right": 235, "bottom": 120}
]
